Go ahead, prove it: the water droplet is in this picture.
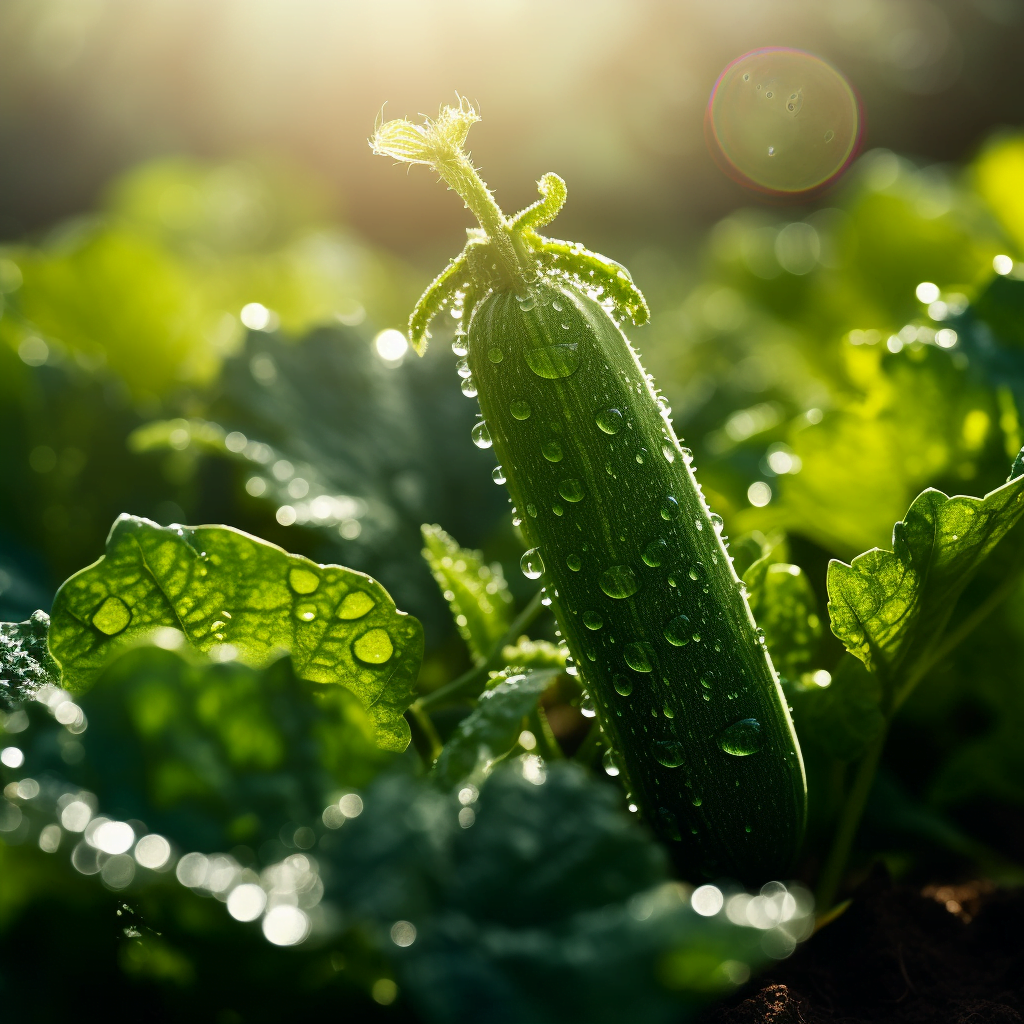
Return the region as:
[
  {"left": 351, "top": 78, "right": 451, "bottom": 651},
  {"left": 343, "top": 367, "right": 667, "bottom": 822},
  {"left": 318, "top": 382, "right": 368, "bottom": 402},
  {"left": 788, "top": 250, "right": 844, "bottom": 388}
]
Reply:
[
  {"left": 92, "top": 596, "right": 131, "bottom": 636},
  {"left": 719, "top": 718, "right": 763, "bottom": 757},
  {"left": 541, "top": 440, "right": 563, "bottom": 462},
  {"left": 688, "top": 562, "right": 704, "bottom": 582},
  {"left": 288, "top": 567, "right": 320, "bottom": 595},
  {"left": 471, "top": 421, "right": 493, "bottom": 449},
  {"left": 612, "top": 674, "right": 633, "bottom": 696},
  {"left": 452, "top": 338, "right": 468, "bottom": 357},
  {"left": 583, "top": 610, "right": 603, "bottom": 630},
  {"left": 295, "top": 603, "right": 317, "bottom": 622},
  {"left": 488, "top": 346, "right": 504, "bottom": 363},
  {"left": 662, "top": 444, "right": 675, "bottom": 463},
  {"left": 551, "top": 299, "right": 564, "bottom": 312},
  {"left": 492, "top": 465, "right": 506, "bottom": 485},
  {"left": 824, "top": 129, "right": 835, "bottom": 142},
  {"left": 710, "top": 513, "right": 724, "bottom": 531},
  {"left": 767, "top": 145, "right": 775, "bottom": 156},
  {"left": 602, "top": 749, "right": 620, "bottom": 776},
  {"left": 510, "top": 399, "right": 531, "bottom": 420},
  {"left": 567, "top": 553, "right": 582, "bottom": 571},
  {"left": 654, "top": 740, "right": 686, "bottom": 768},
  {"left": 526, "top": 503, "right": 538, "bottom": 518},
  {"left": 599, "top": 565, "right": 639, "bottom": 599},
  {"left": 338, "top": 591, "right": 375, "bottom": 619},
  {"left": 642, "top": 538, "right": 668, "bottom": 567},
  {"left": 663, "top": 614, "right": 691, "bottom": 646},
  {"left": 552, "top": 504, "right": 563, "bottom": 516},
  {"left": 517, "top": 293, "right": 537, "bottom": 311},
  {"left": 524, "top": 343, "right": 580, "bottom": 379},
  {"left": 663, "top": 704, "right": 674, "bottom": 719},
  {"left": 596, "top": 408, "right": 624, "bottom": 434},
  {"left": 353, "top": 627, "right": 394, "bottom": 664},
  {"left": 456, "top": 357, "right": 471, "bottom": 378},
  {"left": 660, "top": 496, "right": 680, "bottom": 520},
  {"left": 624, "top": 642, "right": 654, "bottom": 672},
  {"left": 461, "top": 376, "right": 478, "bottom": 397},
  {"left": 635, "top": 451, "right": 645, "bottom": 464},
  {"left": 558, "top": 478, "right": 584, "bottom": 502},
  {"left": 521, "top": 548, "right": 545, "bottom": 580}
]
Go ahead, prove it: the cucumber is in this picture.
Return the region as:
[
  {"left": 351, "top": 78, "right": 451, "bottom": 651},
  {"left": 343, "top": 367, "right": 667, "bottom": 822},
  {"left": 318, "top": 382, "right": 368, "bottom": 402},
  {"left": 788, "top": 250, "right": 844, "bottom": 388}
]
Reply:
[{"left": 374, "top": 102, "right": 805, "bottom": 882}]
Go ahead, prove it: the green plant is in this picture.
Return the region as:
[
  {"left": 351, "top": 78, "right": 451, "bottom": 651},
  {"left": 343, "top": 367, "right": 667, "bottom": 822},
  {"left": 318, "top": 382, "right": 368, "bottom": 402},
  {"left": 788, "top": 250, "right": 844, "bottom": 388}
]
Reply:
[{"left": 370, "top": 100, "right": 805, "bottom": 882}]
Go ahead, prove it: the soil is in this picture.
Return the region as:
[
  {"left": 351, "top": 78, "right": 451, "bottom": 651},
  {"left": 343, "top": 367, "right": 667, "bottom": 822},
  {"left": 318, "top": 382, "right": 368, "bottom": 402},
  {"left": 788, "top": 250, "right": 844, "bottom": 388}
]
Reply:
[{"left": 699, "top": 871, "right": 1024, "bottom": 1024}]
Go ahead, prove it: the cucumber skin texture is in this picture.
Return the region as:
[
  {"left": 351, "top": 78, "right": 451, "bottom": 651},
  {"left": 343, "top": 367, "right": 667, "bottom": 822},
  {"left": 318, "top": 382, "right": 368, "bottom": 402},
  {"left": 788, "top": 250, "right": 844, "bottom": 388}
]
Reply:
[{"left": 469, "top": 281, "right": 806, "bottom": 883}]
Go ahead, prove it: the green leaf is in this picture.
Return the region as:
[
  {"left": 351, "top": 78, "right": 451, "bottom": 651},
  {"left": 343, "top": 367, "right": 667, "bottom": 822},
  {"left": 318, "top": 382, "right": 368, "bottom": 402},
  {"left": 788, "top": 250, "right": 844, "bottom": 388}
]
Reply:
[
  {"left": 790, "top": 655, "right": 885, "bottom": 763},
  {"left": 421, "top": 523, "right": 513, "bottom": 661},
  {"left": 323, "top": 762, "right": 811, "bottom": 1024},
  {"left": 48, "top": 515, "right": 423, "bottom": 750},
  {"left": 827, "top": 475, "right": 1024, "bottom": 699},
  {"left": 432, "top": 669, "right": 559, "bottom": 788},
  {"left": 744, "top": 552, "right": 821, "bottom": 682},
  {"left": 56, "top": 644, "right": 387, "bottom": 851},
  {"left": 0, "top": 611, "right": 57, "bottom": 710}
]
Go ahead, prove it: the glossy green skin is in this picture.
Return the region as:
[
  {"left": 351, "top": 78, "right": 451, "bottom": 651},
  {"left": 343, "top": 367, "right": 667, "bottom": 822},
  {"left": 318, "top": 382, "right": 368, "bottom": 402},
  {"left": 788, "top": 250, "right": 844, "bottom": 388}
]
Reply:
[{"left": 469, "top": 279, "right": 806, "bottom": 883}]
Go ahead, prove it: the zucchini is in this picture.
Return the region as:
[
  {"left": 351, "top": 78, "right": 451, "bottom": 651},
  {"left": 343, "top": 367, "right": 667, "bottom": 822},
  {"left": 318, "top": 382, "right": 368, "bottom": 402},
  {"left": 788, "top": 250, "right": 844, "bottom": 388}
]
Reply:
[{"left": 373, "top": 101, "right": 805, "bottom": 882}]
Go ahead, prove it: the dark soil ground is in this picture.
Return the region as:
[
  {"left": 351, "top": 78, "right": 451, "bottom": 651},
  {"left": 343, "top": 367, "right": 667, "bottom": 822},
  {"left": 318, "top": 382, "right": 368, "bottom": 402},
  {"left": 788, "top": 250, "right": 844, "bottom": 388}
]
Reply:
[{"left": 700, "top": 873, "right": 1024, "bottom": 1024}]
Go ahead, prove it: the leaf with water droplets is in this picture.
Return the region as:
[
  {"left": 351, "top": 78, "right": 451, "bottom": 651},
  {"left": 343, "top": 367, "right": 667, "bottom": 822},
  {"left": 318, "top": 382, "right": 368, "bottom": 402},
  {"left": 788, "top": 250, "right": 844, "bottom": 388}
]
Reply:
[
  {"left": 828, "top": 475, "right": 1024, "bottom": 699},
  {"left": 432, "top": 669, "right": 561, "bottom": 788},
  {"left": 421, "top": 523, "right": 514, "bottom": 662},
  {"left": 49, "top": 514, "right": 423, "bottom": 750}
]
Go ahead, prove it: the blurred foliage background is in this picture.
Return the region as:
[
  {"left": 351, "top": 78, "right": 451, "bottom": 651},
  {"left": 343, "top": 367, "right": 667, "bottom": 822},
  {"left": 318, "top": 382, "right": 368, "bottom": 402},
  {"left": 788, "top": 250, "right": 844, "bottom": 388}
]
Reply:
[{"left": 5, "top": 0, "right": 1024, "bottom": 1019}]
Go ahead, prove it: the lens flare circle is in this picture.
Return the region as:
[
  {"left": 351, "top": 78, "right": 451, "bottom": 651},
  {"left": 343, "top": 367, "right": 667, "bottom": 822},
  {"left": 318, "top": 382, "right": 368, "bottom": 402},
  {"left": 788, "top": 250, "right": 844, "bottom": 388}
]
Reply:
[{"left": 707, "top": 48, "right": 860, "bottom": 195}]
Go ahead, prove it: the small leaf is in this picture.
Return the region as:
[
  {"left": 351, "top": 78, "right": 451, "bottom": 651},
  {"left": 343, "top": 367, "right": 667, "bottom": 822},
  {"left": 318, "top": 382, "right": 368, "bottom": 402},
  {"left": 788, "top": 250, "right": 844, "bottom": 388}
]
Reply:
[
  {"left": 501, "top": 635, "right": 568, "bottom": 670},
  {"left": 49, "top": 515, "right": 422, "bottom": 750},
  {"left": 0, "top": 610, "right": 58, "bottom": 710},
  {"left": 790, "top": 655, "right": 885, "bottom": 763},
  {"left": 744, "top": 555, "right": 821, "bottom": 682},
  {"left": 827, "top": 476, "right": 1024, "bottom": 699},
  {"left": 432, "top": 670, "right": 559, "bottom": 788},
  {"left": 421, "top": 524, "right": 513, "bottom": 662}
]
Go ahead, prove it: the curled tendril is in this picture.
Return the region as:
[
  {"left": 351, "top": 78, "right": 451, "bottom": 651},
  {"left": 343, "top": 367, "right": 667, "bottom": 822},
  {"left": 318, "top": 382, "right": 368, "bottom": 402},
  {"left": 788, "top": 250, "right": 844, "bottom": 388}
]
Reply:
[
  {"left": 510, "top": 173, "right": 568, "bottom": 231},
  {"left": 373, "top": 102, "right": 650, "bottom": 352}
]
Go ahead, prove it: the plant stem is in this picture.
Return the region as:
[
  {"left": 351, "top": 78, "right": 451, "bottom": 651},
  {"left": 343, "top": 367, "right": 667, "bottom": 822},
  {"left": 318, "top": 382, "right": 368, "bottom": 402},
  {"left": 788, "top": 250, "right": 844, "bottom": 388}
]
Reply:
[
  {"left": 815, "top": 726, "right": 888, "bottom": 912},
  {"left": 417, "top": 590, "right": 546, "bottom": 711},
  {"left": 530, "top": 706, "right": 563, "bottom": 761},
  {"left": 407, "top": 701, "right": 443, "bottom": 765}
]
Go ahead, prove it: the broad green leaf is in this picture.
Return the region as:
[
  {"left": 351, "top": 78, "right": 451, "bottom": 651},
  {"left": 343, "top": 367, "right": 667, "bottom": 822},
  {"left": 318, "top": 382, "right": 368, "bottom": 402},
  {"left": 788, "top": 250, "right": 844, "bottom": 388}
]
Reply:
[
  {"left": 827, "top": 473, "right": 1024, "bottom": 697},
  {"left": 49, "top": 515, "right": 423, "bottom": 750},
  {"left": 421, "top": 523, "right": 513, "bottom": 661},
  {"left": 0, "top": 611, "right": 57, "bottom": 710},
  {"left": 790, "top": 655, "right": 885, "bottom": 763},
  {"left": 61, "top": 644, "right": 386, "bottom": 851},
  {"left": 433, "top": 669, "right": 559, "bottom": 788},
  {"left": 323, "top": 763, "right": 811, "bottom": 1024},
  {"left": 744, "top": 553, "right": 821, "bottom": 682}
]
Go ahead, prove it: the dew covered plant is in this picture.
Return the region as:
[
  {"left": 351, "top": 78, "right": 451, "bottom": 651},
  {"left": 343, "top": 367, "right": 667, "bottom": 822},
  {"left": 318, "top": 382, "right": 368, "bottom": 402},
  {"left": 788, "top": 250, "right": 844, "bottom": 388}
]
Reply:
[
  {"left": 371, "top": 99, "right": 806, "bottom": 882},
  {"left": 6, "top": 106, "right": 1024, "bottom": 1022}
]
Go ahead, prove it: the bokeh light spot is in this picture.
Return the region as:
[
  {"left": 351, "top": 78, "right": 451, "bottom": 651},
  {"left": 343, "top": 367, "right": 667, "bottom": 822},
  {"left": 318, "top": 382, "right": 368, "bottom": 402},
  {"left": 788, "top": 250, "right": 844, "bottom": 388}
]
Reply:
[
  {"left": 262, "top": 905, "right": 310, "bottom": 946},
  {"left": 375, "top": 328, "right": 408, "bottom": 362},
  {"left": 707, "top": 48, "right": 860, "bottom": 194}
]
